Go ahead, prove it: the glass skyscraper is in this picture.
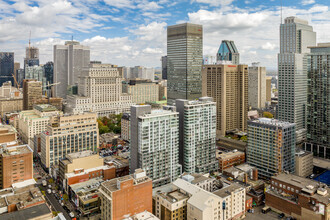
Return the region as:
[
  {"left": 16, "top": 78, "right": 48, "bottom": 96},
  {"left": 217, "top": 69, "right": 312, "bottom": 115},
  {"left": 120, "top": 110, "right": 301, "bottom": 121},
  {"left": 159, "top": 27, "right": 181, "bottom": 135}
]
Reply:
[
  {"left": 0, "top": 52, "right": 14, "bottom": 86},
  {"left": 304, "top": 43, "right": 330, "bottom": 159},
  {"left": 277, "top": 17, "right": 316, "bottom": 144},
  {"left": 216, "top": 40, "right": 240, "bottom": 64},
  {"left": 167, "top": 23, "right": 203, "bottom": 105}
]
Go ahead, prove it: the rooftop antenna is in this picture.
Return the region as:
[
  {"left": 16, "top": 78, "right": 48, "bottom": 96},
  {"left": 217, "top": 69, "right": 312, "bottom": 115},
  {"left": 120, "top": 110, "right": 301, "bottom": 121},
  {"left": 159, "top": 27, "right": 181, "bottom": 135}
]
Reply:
[{"left": 28, "top": 30, "right": 31, "bottom": 59}]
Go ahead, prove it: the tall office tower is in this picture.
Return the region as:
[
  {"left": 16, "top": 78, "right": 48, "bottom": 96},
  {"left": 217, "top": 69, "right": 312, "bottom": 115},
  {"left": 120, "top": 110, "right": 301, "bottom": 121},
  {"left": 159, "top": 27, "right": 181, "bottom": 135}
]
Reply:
[
  {"left": 202, "top": 64, "right": 248, "bottom": 136},
  {"left": 0, "top": 144, "right": 33, "bottom": 189},
  {"left": 23, "top": 79, "right": 42, "bottom": 110},
  {"left": 40, "top": 112, "right": 99, "bottom": 170},
  {"left": 278, "top": 17, "right": 316, "bottom": 144},
  {"left": 167, "top": 23, "right": 203, "bottom": 105},
  {"left": 13, "top": 62, "right": 20, "bottom": 84},
  {"left": 0, "top": 52, "right": 14, "bottom": 86},
  {"left": 24, "top": 47, "right": 39, "bottom": 68},
  {"left": 305, "top": 43, "right": 330, "bottom": 159},
  {"left": 65, "top": 63, "right": 133, "bottom": 116},
  {"left": 161, "top": 56, "right": 167, "bottom": 79},
  {"left": 176, "top": 97, "right": 218, "bottom": 173},
  {"left": 248, "top": 62, "right": 267, "bottom": 109},
  {"left": 247, "top": 118, "right": 296, "bottom": 179},
  {"left": 130, "top": 105, "right": 181, "bottom": 187},
  {"left": 44, "top": 61, "right": 54, "bottom": 85},
  {"left": 25, "top": 65, "right": 47, "bottom": 93},
  {"left": 266, "top": 76, "right": 272, "bottom": 102},
  {"left": 54, "top": 41, "right": 90, "bottom": 98},
  {"left": 216, "top": 40, "right": 240, "bottom": 64},
  {"left": 99, "top": 169, "right": 152, "bottom": 220}
]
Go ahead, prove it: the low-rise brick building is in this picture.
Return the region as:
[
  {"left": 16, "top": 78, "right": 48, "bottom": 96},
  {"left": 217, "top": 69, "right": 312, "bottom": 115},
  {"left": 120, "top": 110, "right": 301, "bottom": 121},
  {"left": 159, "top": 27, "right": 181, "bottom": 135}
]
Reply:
[{"left": 217, "top": 149, "right": 245, "bottom": 172}]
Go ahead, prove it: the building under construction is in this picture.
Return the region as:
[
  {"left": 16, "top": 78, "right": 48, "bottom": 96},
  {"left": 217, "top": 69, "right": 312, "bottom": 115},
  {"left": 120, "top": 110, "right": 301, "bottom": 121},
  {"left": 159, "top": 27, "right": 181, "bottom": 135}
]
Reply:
[{"left": 246, "top": 118, "right": 296, "bottom": 179}]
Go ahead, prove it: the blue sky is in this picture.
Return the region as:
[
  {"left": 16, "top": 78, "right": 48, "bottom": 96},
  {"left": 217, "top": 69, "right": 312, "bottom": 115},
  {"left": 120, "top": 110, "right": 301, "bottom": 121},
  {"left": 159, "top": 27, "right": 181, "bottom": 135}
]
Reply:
[{"left": 0, "top": 0, "right": 329, "bottom": 70}]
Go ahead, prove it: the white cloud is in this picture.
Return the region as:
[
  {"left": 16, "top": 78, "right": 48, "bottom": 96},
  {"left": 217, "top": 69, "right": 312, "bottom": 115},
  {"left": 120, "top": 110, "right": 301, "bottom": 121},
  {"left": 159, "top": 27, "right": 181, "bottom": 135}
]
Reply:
[
  {"left": 142, "top": 47, "right": 163, "bottom": 54},
  {"left": 103, "top": 0, "right": 134, "bottom": 8},
  {"left": 302, "top": 0, "right": 315, "bottom": 5},
  {"left": 192, "top": 0, "right": 234, "bottom": 6},
  {"left": 261, "top": 42, "right": 276, "bottom": 50}
]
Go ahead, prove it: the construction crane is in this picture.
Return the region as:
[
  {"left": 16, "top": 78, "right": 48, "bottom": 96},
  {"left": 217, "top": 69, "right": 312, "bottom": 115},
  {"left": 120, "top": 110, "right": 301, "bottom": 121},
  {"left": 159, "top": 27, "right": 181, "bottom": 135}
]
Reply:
[
  {"left": 12, "top": 73, "right": 20, "bottom": 89},
  {"left": 43, "top": 82, "right": 60, "bottom": 104}
]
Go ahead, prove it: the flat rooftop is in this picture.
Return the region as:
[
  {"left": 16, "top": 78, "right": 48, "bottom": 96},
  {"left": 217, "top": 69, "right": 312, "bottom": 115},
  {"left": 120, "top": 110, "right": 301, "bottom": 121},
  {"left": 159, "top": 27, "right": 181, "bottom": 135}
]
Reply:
[
  {"left": 313, "top": 157, "right": 330, "bottom": 169},
  {"left": 34, "top": 104, "right": 58, "bottom": 112},
  {"left": 102, "top": 173, "right": 151, "bottom": 192},
  {"left": 0, "top": 203, "right": 51, "bottom": 220},
  {"left": 67, "top": 150, "right": 97, "bottom": 160},
  {"left": 273, "top": 173, "right": 319, "bottom": 189},
  {"left": 65, "top": 165, "right": 114, "bottom": 179},
  {"left": 0, "top": 144, "right": 32, "bottom": 156},
  {"left": 216, "top": 149, "right": 244, "bottom": 159},
  {"left": 213, "top": 183, "right": 243, "bottom": 198},
  {"left": 249, "top": 117, "right": 295, "bottom": 128},
  {"left": 129, "top": 211, "right": 159, "bottom": 220},
  {"left": 295, "top": 150, "right": 312, "bottom": 157}
]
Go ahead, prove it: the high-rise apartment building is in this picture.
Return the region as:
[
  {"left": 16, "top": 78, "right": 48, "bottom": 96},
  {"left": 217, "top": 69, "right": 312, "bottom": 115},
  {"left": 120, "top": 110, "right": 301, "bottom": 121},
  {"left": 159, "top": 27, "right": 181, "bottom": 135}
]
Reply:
[
  {"left": 278, "top": 17, "right": 316, "bottom": 143},
  {"left": 0, "top": 52, "right": 14, "bottom": 86},
  {"left": 23, "top": 79, "right": 42, "bottom": 110},
  {"left": 122, "top": 66, "right": 155, "bottom": 81},
  {"left": 99, "top": 169, "right": 152, "bottom": 220},
  {"left": 54, "top": 41, "right": 90, "bottom": 98},
  {"left": 122, "top": 79, "right": 159, "bottom": 104},
  {"left": 25, "top": 65, "right": 47, "bottom": 93},
  {"left": 295, "top": 151, "right": 313, "bottom": 177},
  {"left": 130, "top": 105, "right": 181, "bottom": 187},
  {"left": 247, "top": 118, "right": 296, "bottom": 179},
  {"left": 65, "top": 63, "right": 133, "bottom": 116},
  {"left": 161, "top": 56, "right": 167, "bottom": 80},
  {"left": 17, "top": 104, "right": 62, "bottom": 148},
  {"left": 40, "top": 112, "right": 99, "bottom": 170},
  {"left": 0, "top": 144, "right": 33, "bottom": 189},
  {"left": 266, "top": 76, "right": 272, "bottom": 102},
  {"left": 248, "top": 63, "right": 267, "bottom": 109},
  {"left": 121, "top": 113, "right": 130, "bottom": 142},
  {"left": 167, "top": 23, "right": 203, "bottom": 105},
  {"left": 202, "top": 64, "right": 248, "bottom": 136},
  {"left": 175, "top": 97, "right": 218, "bottom": 173},
  {"left": 216, "top": 40, "right": 240, "bottom": 64},
  {"left": 305, "top": 43, "right": 330, "bottom": 159}
]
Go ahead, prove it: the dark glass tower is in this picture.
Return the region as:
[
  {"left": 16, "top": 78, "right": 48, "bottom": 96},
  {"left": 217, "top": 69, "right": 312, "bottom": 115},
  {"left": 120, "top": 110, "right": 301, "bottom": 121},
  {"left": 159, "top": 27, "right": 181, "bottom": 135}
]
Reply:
[
  {"left": 0, "top": 52, "right": 14, "bottom": 86},
  {"left": 44, "top": 61, "right": 54, "bottom": 84},
  {"left": 167, "top": 23, "right": 203, "bottom": 105},
  {"left": 216, "top": 40, "right": 239, "bottom": 64}
]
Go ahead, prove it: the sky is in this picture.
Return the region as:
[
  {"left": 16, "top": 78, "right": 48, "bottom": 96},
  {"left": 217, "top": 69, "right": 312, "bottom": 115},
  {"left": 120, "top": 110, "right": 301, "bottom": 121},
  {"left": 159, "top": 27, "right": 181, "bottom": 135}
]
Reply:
[{"left": 0, "top": 0, "right": 329, "bottom": 70}]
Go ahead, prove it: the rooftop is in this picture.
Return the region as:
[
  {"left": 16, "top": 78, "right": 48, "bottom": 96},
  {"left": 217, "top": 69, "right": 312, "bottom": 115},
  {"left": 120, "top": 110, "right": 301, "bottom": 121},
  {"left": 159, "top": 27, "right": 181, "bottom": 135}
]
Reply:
[
  {"left": 182, "top": 173, "right": 211, "bottom": 185},
  {"left": 295, "top": 150, "right": 312, "bottom": 158},
  {"left": 213, "top": 183, "right": 243, "bottom": 198},
  {"left": 34, "top": 104, "right": 58, "bottom": 112},
  {"left": 126, "top": 211, "right": 159, "bottom": 220},
  {"left": 65, "top": 165, "right": 114, "bottom": 179},
  {"left": 0, "top": 145, "right": 33, "bottom": 157},
  {"left": 70, "top": 178, "right": 103, "bottom": 203},
  {"left": 249, "top": 117, "right": 295, "bottom": 128},
  {"left": 216, "top": 149, "right": 244, "bottom": 159},
  {"left": 67, "top": 150, "right": 97, "bottom": 160},
  {"left": 0, "top": 203, "right": 51, "bottom": 220}
]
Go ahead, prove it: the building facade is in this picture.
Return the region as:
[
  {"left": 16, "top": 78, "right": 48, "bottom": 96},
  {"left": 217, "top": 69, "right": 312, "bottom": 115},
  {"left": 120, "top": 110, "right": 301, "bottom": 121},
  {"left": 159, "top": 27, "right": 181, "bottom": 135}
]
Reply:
[
  {"left": 54, "top": 41, "right": 90, "bottom": 98},
  {"left": 217, "top": 150, "right": 245, "bottom": 172},
  {"left": 122, "top": 79, "right": 159, "bottom": 104},
  {"left": 295, "top": 151, "right": 313, "bottom": 177},
  {"left": 40, "top": 112, "right": 99, "bottom": 169},
  {"left": 277, "top": 17, "right": 316, "bottom": 144},
  {"left": 0, "top": 52, "right": 14, "bottom": 86},
  {"left": 99, "top": 169, "right": 153, "bottom": 220},
  {"left": 22, "top": 79, "right": 42, "bottom": 110},
  {"left": 167, "top": 23, "right": 203, "bottom": 105},
  {"left": 130, "top": 105, "right": 181, "bottom": 187},
  {"left": 216, "top": 40, "right": 240, "bottom": 64},
  {"left": 121, "top": 113, "right": 130, "bottom": 142},
  {"left": 266, "top": 76, "right": 272, "bottom": 102},
  {"left": 202, "top": 64, "right": 248, "bottom": 136},
  {"left": 176, "top": 97, "right": 218, "bottom": 173},
  {"left": 65, "top": 64, "right": 133, "bottom": 117},
  {"left": 248, "top": 63, "right": 266, "bottom": 109},
  {"left": 247, "top": 118, "right": 296, "bottom": 179},
  {"left": 304, "top": 43, "right": 330, "bottom": 159},
  {"left": 24, "top": 65, "right": 47, "bottom": 94},
  {"left": 161, "top": 56, "right": 167, "bottom": 80},
  {"left": 0, "top": 144, "right": 33, "bottom": 189}
]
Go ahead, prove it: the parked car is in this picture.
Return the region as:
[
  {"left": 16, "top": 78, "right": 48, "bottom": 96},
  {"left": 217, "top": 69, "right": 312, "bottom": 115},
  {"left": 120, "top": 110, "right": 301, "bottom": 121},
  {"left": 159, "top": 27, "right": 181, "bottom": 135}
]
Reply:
[
  {"left": 278, "top": 213, "right": 285, "bottom": 218},
  {"left": 47, "top": 189, "right": 51, "bottom": 194},
  {"left": 69, "top": 212, "right": 75, "bottom": 218},
  {"left": 262, "top": 206, "right": 271, "bottom": 214}
]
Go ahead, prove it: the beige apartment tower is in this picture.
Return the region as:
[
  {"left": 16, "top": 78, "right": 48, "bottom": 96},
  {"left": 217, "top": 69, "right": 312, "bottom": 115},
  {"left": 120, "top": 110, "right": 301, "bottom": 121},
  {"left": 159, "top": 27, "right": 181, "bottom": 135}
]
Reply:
[
  {"left": 23, "top": 79, "right": 42, "bottom": 110},
  {"left": 202, "top": 64, "right": 248, "bottom": 136},
  {"left": 266, "top": 76, "right": 272, "bottom": 102},
  {"left": 248, "top": 63, "right": 266, "bottom": 109}
]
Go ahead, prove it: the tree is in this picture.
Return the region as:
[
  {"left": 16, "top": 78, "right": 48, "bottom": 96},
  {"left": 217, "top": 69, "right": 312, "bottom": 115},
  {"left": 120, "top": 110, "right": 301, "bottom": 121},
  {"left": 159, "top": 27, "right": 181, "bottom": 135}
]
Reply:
[
  {"left": 99, "top": 125, "right": 110, "bottom": 134},
  {"left": 48, "top": 178, "right": 54, "bottom": 184},
  {"left": 113, "top": 126, "right": 121, "bottom": 134},
  {"left": 63, "top": 193, "right": 69, "bottom": 201},
  {"left": 240, "top": 136, "right": 248, "bottom": 142},
  {"left": 263, "top": 111, "right": 274, "bottom": 118}
]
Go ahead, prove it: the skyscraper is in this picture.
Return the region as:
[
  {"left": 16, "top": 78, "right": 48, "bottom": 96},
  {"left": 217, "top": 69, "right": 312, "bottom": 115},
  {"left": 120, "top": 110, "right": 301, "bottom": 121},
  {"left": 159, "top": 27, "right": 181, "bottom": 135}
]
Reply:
[
  {"left": 161, "top": 56, "right": 167, "bottom": 80},
  {"left": 24, "top": 46, "right": 39, "bottom": 69},
  {"left": 248, "top": 62, "right": 267, "bottom": 109},
  {"left": 53, "top": 41, "right": 90, "bottom": 98},
  {"left": 0, "top": 52, "right": 14, "bottom": 86},
  {"left": 202, "top": 64, "right": 248, "bottom": 136},
  {"left": 277, "top": 17, "right": 316, "bottom": 143},
  {"left": 167, "top": 23, "right": 203, "bottom": 105},
  {"left": 44, "top": 61, "right": 54, "bottom": 85},
  {"left": 247, "top": 118, "right": 296, "bottom": 179},
  {"left": 176, "top": 97, "right": 218, "bottom": 173},
  {"left": 23, "top": 79, "right": 42, "bottom": 110},
  {"left": 130, "top": 105, "right": 181, "bottom": 187},
  {"left": 305, "top": 43, "right": 330, "bottom": 159},
  {"left": 216, "top": 40, "right": 240, "bottom": 64}
]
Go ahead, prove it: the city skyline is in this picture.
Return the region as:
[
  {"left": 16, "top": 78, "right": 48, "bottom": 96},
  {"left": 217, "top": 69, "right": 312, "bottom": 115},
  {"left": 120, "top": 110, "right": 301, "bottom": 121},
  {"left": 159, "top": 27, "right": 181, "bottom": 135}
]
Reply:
[{"left": 0, "top": 0, "right": 329, "bottom": 70}]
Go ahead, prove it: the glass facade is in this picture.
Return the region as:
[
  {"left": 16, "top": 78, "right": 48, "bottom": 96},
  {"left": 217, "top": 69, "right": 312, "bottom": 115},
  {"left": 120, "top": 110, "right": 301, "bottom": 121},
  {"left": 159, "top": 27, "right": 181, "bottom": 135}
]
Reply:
[
  {"left": 0, "top": 52, "right": 14, "bottom": 86},
  {"left": 216, "top": 40, "right": 239, "bottom": 64},
  {"left": 167, "top": 23, "right": 203, "bottom": 105}
]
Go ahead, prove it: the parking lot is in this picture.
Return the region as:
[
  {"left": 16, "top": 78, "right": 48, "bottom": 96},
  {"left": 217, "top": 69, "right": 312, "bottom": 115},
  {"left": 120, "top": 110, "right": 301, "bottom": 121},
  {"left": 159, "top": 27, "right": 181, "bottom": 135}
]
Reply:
[{"left": 246, "top": 206, "right": 285, "bottom": 220}]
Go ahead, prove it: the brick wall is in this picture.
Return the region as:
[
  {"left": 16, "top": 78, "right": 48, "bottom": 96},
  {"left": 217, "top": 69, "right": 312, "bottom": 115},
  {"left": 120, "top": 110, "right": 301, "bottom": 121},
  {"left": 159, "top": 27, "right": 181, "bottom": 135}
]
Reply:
[{"left": 265, "top": 192, "right": 301, "bottom": 216}]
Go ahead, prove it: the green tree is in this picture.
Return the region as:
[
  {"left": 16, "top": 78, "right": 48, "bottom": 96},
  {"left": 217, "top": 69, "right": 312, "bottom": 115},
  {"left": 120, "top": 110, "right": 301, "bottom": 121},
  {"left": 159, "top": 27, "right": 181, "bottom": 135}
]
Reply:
[
  {"left": 263, "top": 111, "right": 274, "bottom": 118},
  {"left": 240, "top": 136, "right": 248, "bottom": 142},
  {"left": 113, "top": 126, "right": 121, "bottom": 134},
  {"left": 99, "top": 125, "right": 110, "bottom": 134},
  {"left": 48, "top": 178, "right": 54, "bottom": 184},
  {"left": 63, "top": 193, "right": 69, "bottom": 201}
]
